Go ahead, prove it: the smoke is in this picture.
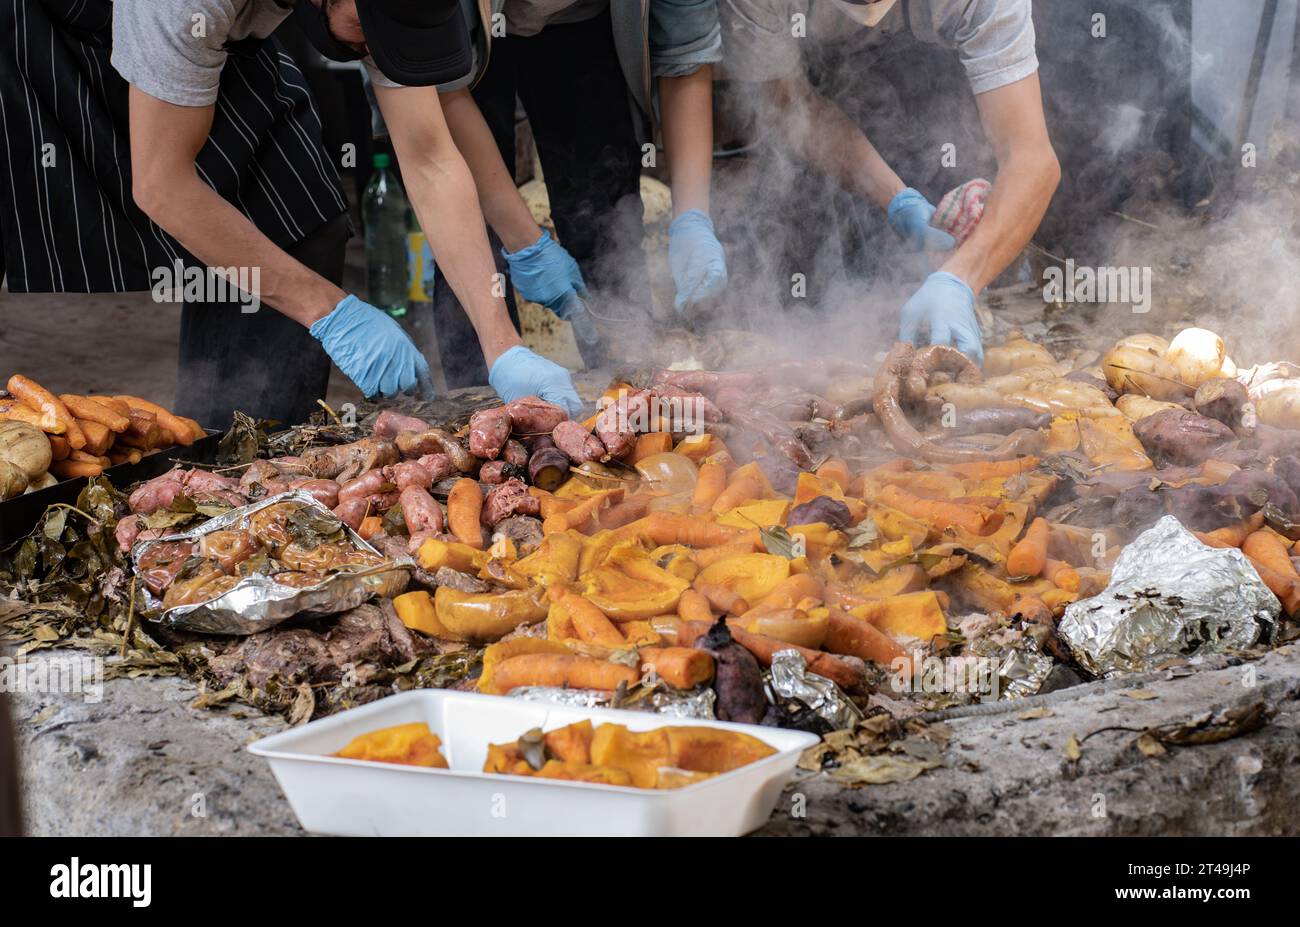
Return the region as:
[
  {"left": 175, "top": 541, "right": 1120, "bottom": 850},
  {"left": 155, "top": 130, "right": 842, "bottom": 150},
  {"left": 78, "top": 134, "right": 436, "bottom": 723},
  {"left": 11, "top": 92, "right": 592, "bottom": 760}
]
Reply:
[{"left": 673, "top": 0, "right": 1300, "bottom": 372}]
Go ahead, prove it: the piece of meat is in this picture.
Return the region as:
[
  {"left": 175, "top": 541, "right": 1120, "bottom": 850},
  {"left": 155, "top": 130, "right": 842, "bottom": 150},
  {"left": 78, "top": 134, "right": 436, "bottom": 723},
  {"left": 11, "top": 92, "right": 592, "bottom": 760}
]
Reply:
[
  {"left": 478, "top": 460, "right": 510, "bottom": 484},
  {"left": 301, "top": 437, "right": 399, "bottom": 482},
  {"left": 468, "top": 406, "right": 513, "bottom": 460},
  {"left": 395, "top": 428, "right": 477, "bottom": 472},
  {"left": 482, "top": 478, "right": 540, "bottom": 526},
  {"left": 492, "top": 515, "right": 545, "bottom": 556},
  {"left": 114, "top": 514, "right": 143, "bottom": 553},
  {"left": 128, "top": 469, "right": 186, "bottom": 515},
  {"left": 939, "top": 406, "right": 1052, "bottom": 436},
  {"left": 431, "top": 567, "right": 490, "bottom": 594},
  {"left": 182, "top": 469, "right": 241, "bottom": 493},
  {"left": 372, "top": 409, "right": 431, "bottom": 439},
  {"left": 399, "top": 486, "right": 445, "bottom": 551},
  {"left": 594, "top": 389, "right": 651, "bottom": 458},
  {"left": 504, "top": 396, "right": 568, "bottom": 434},
  {"left": 388, "top": 459, "right": 433, "bottom": 491},
  {"left": 199, "top": 529, "right": 260, "bottom": 573},
  {"left": 288, "top": 478, "right": 341, "bottom": 509},
  {"left": 651, "top": 369, "right": 766, "bottom": 398},
  {"left": 502, "top": 439, "right": 529, "bottom": 468},
  {"left": 239, "top": 460, "right": 282, "bottom": 493},
  {"left": 653, "top": 387, "right": 723, "bottom": 425},
  {"left": 551, "top": 420, "right": 606, "bottom": 463},
  {"left": 337, "top": 468, "right": 395, "bottom": 503},
  {"left": 333, "top": 499, "right": 370, "bottom": 531},
  {"left": 136, "top": 540, "right": 196, "bottom": 595}
]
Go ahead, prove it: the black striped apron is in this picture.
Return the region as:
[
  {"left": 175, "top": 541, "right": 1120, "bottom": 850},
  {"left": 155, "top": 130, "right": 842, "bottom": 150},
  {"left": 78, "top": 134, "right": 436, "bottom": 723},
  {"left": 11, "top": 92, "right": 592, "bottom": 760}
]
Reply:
[{"left": 0, "top": 0, "right": 348, "bottom": 294}]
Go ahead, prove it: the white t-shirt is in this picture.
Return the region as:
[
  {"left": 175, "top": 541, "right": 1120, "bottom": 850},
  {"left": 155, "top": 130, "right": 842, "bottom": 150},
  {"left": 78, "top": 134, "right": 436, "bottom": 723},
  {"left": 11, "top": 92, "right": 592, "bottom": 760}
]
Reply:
[
  {"left": 111, "top": 0, "right": 400, "bottom": 108},
  {"left": 720, "top": 0, "right": 1038, "bottom": 95},
  {"left": 501, "top": 0, "right": 609, "bottom": 37}
]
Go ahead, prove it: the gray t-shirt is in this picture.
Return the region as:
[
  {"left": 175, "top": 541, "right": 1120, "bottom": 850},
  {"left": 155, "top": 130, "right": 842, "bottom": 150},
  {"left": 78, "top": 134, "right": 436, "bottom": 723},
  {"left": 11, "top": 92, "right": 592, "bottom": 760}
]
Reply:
[
  {"left": 720, "top": 0, "right": 1038, "bottom": 95},
  {"left": 111, "top": 0, "right": 399, "bottom": 108},
  {"left": 501, "top": 0, "right": 609, "bottom": 37}
]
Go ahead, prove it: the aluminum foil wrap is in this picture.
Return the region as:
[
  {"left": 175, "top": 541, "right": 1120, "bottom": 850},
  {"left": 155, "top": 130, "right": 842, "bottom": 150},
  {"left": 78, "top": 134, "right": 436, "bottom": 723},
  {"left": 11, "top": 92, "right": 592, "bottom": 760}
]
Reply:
[
  {"left": 132, "top": 490, "right": 413, "bottom": 635},
  {"left": 965, "top": 633, "right": 1054, "bottom": 700},
  {"left": 509, "top": 686, "right": 717, "bottom": 719},
  {"left": 1059, "top": 515, "right": 1274, "bottom": 676},
  {"left": 768, "top": 648, "right": 864, "bottom": 729}
]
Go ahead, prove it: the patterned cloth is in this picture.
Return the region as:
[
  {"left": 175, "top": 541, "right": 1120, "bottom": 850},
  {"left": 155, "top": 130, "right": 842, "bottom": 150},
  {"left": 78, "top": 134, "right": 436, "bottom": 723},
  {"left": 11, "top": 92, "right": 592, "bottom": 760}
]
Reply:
[{"left": 930, "top": 178, "right": 992, "bottom": 246}]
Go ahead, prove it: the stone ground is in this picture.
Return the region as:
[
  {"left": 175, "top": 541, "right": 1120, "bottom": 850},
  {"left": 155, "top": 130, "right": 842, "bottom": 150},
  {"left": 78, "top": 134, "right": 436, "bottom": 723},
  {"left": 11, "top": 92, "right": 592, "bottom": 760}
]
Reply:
[{"left": 12, "top": 643, "right": 1298, "bottom": 836}]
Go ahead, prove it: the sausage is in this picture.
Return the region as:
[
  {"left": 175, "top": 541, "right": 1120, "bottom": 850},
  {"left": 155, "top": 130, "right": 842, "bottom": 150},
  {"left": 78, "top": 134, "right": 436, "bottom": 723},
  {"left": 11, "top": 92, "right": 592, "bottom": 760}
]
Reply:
[
  {"left": 338, "top": 468, "right": 395, "bottom": 502},
  {"left": 503, "top": 439, "right": 529, "bottom": 468},
  {"left": 482, "top": 478, "right": 541, "bottom": 526},
  {"left": 288, "top": 478, "right": 341, "bottom": 509},
  {"left": 399, "top": 486, "right": 445, "bottom": 549},
  {"left": 332, "top": 499, "right": 370, "bottom": 531},
  {"left": 128, "top": 470, "right": 186, "bottom": 515},
  {"left": 479, "top": 460, "right": 510, "bottom": 484},
  {"left": 940, "top": 406, "right": 1052, "bottom": 437},
  {"left": 552, "top": 419, "right": 606, "bottom": 463},
  {"left": 372, "top": 409, "right": 431, "bottom": 439},
  {"left": 396, "top": 428, "right": 477, "bottom": 472},
  {"left": 468, "top": 406, "right": 513, "bottom": 460},
  {"left": 301, "top": 436, "right": 399, "bottom": 482},
  {"left": 873, "top": 342, "right": 1043, "bottom": 464},
  {"left": 594, "top": 389, "right": 651, "bottom": 458},
  {"left": 504, "top": 395, "right": 568, "bottom": 434}
]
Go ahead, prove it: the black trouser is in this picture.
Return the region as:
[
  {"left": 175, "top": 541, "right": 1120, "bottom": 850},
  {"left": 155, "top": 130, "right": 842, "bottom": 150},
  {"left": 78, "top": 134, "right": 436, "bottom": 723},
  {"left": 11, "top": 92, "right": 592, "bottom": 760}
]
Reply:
[
  {"left": 175, "top": 212, "right": 347, "bottom": 429},
  {"left": 430, "top": 9, "right": 649, "bottom": 387}
]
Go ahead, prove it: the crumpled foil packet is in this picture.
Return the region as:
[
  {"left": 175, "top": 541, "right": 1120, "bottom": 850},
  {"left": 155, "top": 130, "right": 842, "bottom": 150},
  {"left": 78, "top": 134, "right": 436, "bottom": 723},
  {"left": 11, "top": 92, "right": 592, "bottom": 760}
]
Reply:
[
  {"left": 768, "top": 648, "right": 864, "bottom": 729},
  {"left": 509, "top": 685, "right": 716, "bottom": 719},
  {"left": 965, "top": 634, "right": 1055, "bottom": 700},
  {"left": 132, "top": 490, "right": 413, "bottom": 635},
  {"left": 1059, "top": 515, "right": 1274, "bottom": 676}
]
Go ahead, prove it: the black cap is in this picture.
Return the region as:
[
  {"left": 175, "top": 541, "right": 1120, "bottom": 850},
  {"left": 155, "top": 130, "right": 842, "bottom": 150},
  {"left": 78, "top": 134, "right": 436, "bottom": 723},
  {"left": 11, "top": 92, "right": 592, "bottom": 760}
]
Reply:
[{"left": 357, "top": 0, "right": 475, "bottom": 87}]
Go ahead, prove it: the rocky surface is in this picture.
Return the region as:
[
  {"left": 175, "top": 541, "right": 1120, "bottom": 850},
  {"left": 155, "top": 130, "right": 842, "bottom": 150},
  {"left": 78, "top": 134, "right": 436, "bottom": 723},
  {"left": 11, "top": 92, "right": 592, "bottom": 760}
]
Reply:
[{"left": 13, "top": 644, "right": 1299, "bottom": 836}]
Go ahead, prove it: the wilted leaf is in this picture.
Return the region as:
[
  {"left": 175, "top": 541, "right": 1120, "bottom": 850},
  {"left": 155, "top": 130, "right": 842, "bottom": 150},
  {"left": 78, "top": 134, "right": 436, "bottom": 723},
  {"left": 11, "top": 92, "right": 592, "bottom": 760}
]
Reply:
[
  {"left": 830, "top": 754, "right": 940, "bottom": 786},
  {"left": 1120, "top": 688, "right": 1159, "bottom": 700},
  {"left": 845, "top": 519, "right": 879, "bottom": 549},
  {"left": 1017, "top": 706, "right": 1054, "bottom": 720},
  {"left": 1135, "top": 733, "right": 1168, "bottom": 757},
  {"left": 1064, "top": 734, "right": 1082, "bottom": 761},
  {"left": 760, "top": 525, "right": 799, "bottom": 559}
]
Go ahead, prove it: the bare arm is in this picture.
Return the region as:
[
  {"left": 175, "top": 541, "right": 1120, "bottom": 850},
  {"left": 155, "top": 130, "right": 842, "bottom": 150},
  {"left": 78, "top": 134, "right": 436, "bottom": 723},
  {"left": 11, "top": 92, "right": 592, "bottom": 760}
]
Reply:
[
  {"left": 127, "top": 86, "right": 343, "bottom": 325},
  {"left": 659, "top": 65, "right": 715, "bottom": 216},
  {"left": 940, "top": 74, "right": 1060, "bottom": 293},
  {"left": 761, "top": 71, "right": 904, "bottom": 211},
  {"left": 374, "top": 82, "right": 522, "bottom": 368},
  {"left": 439, "top": 88, "right": 542, "bottom": 253}
]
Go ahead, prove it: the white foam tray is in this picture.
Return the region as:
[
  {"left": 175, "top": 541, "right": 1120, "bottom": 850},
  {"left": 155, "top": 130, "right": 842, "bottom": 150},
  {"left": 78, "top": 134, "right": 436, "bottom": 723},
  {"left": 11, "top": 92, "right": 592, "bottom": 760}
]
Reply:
[{"left": 249, "top": 689, "right": 819, "bottom": 837}]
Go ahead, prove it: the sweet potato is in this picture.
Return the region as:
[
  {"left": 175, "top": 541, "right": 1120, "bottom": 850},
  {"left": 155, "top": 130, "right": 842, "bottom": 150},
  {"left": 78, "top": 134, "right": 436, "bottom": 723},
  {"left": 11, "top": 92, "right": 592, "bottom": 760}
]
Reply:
[
  {"left": 489, "top": 653, "right": 639, "bottom": 694},
  {"left": 114, "top": 395, "right": 193, "bottom": 446},
  {"left": 823, "top": 606, "right": 909, "bottom": 667},
  {"left": 7, "top": 376, "right": 83, "bottom": 447},
  {"left": 59, "top": 394, "right": 130, "bottom": 433},
  {"left": 1006, "top": 517, "right": 1049, "bottom": 578},
  {"left": 638, "top": 646, "right": 715, "bottom": 689},
  {"left": 446, "top": 478, "right": 486, "bottom": 549}
]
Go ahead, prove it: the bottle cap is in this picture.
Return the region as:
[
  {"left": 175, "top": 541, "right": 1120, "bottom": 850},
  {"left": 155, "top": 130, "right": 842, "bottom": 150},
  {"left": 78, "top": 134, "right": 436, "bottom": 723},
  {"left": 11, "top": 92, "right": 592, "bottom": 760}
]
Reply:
[{"left": 373, "top": 152, "right": 391, "bottom": 169}]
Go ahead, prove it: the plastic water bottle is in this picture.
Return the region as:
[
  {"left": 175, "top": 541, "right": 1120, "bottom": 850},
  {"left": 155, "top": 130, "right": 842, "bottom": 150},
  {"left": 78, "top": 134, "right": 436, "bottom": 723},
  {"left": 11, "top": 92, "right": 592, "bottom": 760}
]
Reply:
[{"left": 362, "top": 152, "right": 410, "bottom": 318}]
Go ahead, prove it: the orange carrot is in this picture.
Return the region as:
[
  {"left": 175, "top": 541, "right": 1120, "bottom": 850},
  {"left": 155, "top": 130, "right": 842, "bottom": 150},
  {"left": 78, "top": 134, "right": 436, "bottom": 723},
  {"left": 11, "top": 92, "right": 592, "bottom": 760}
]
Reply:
[
  {"left": 816, "top": 458, "right": 852, "bottom": 492},
  {"left": 0, "top": 401, "right": 61, "bottom": 433},
  {"left": 597, "top": 492, "right": 652, "bottom": 530},
  {"left": 878, "top": 484, "right": 1003, "bottom": 537},
  {"left": 1195, "top": 512, "right": 1266, "bottom": 549},
  {"left": 69, "top": 449, "right": 110, "bottom": 467},
  {"left": 543, "top": 489, "right": 622, "bottom": 535},
  {"left": 1007, "top": 517, "right": 1050, "bottom": 578},
  {"left": 1042, "top": 557, "right": 1080, "bottom": 593},
  {"left": 823, "top": 606, "right": 908, "bottom": 667},
  {"left": 562, "top": 593, "right": 627, "bottom": 648},
  {"left": 50, "top": 459, "right": 102, "bottom": 479},
  {"left": 638, "top": 646, "right": 714, "bottom": 689},
  {"left": 488, "top": 653, "right": 639, "bottom": 695},
  {"left": 694, "top": 582, "right": 749, "bottom": 616},
  {"left": 7, "top": 376, "right": 83, "bottom": 447},
  {"left": 710, "top": 475, "right": 762, "bottom": 513},
  {"left": 447, "top": 477, "right": 485, "bottom": 549},
  {"left": 358, "top": 516, "right": 384, "bottom": 540},
  {"left": 176, "top": 415, "right": 207, "bottom": 441},
  {"left": 677, "top": 588, "right": 715, "bottom": 623},
  {"left": 59, "top": 394, "right": 130, "bottom": 433},
  {"left": 75, "top": 419, "right": 113, "bottom": 456},
  {"left": 86, "top": 396, "right": 132, "bottom": 419},
  {"left": 47, "top": 435, "right": 71, "bottom": 461},
  {"left": 616, "top": 512, "right": 748, "bottom": 548},
  {"left": 113, "top": 395, "right": 194, "bottom": 447},
  {"left": 677, "top": 620, "right": 864, "bottom": 690},
  {"left": 692, "top": 461, "right": 727, "bottom": 513},
  {"left": 944, "top": 457, "right": 1040, "bottom": 480}
]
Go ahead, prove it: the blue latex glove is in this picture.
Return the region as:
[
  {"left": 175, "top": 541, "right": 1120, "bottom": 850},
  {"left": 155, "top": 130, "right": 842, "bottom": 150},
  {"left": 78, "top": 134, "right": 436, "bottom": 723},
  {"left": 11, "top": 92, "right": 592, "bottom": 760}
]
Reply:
[
  {"left": 489, "top": 345, "right": 584, "bottom": 418},
  {"left": 887, "top": 187, "right": 957, "bottom": 254},
  {"left": 899, "top": 271, "right": 984, "bottom": 366},
  {"left": 668, "top": 209, "right": 728, "bottom": 313},
  {"left": 502, "top": 230, "right": 588, "bottom": 316},
  {"left": 309, "top": 295, "right": 434, "bottom": 399}
]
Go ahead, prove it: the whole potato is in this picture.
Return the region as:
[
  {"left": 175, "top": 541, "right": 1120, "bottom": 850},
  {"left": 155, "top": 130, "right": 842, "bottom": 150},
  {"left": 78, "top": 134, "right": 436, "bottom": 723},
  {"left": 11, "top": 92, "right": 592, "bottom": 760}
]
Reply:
[
  {"left": 1255, "top": 381, "right": 1300, "bottom": 430},
  {"left": 1101, "top": 344, "right": 1187, "bottom": 401},
  {"left": 983, "top": 339, "right": 1058, "bottom": 377},
  {"left": 1165, "top": 327, "right": 1226, "bottom": 388},
  {"left": 1116, "top": 395, "right": 1184, "bottom": 422},
  {"left": 0, "top": 460, "right": 28, "bottom": 500},
  {"left": 1115, "top": 333, "right": 1170, "bottom": 354}
]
